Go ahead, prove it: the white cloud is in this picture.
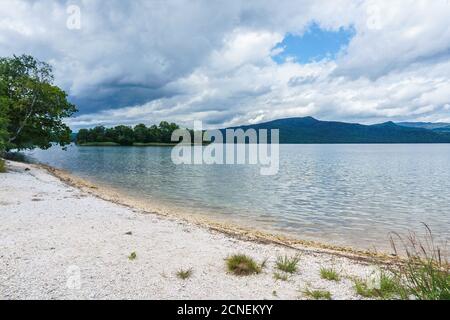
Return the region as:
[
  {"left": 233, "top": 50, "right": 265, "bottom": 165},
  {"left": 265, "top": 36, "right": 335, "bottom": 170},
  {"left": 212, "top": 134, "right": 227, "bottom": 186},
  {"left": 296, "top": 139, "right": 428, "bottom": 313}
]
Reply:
[
  {"left": 1, "top": 0, "right": 450, "bottom": 129},
  {"left": 336, "top": 0, "right": 450, "bottom": 78},
  {"left": 209, "top": 29, "right": 283, "bottom": 71}
]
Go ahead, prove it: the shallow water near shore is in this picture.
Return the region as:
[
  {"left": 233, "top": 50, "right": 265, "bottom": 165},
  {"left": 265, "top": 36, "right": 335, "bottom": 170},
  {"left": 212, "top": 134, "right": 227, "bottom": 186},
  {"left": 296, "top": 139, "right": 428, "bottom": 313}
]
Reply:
[{"left": 25, "top": 143, "right": 450, "bottom": 253}]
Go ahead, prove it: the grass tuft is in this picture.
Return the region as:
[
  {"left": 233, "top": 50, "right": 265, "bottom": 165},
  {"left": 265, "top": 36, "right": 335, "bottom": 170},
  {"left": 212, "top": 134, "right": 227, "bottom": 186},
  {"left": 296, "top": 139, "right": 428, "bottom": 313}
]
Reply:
[
  {"left": 273, "top": 272, "right": 290, "bottom": 282},
  {"left": 226, "top": 254, "right": 261, "bottom": 276},
  {"left": 320, "top": 267, "right": 341, "bottom": 282},
  {"left": 176, "top": 268, "right": 193, "bottom": 280},
  {"left": 353, "top": 225, "right": 449, "bottom": 300},
  {"left": 128, "top": 251, "right": 137, "bottom": 260},
  {"left": 388, "top": 224, "right": 449, "bottom": 300},
  {"left": 276, "top": 255, "right": 300, "bottom": 274},
  {"left": 304, "top": 288, "right": 332, "bottom": 300},
  {"left": 353, "top": 271, "right": 401, "bottom": 299},
  {"left": 354, "top": 278, "right": 371, "bottom": 298}
]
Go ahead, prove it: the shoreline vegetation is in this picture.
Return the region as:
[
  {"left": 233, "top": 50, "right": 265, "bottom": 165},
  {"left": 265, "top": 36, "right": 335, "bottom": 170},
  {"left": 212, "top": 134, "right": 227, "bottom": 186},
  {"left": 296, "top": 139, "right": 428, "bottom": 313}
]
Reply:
[
  {"left": 1, "top": 159, "right": 448, "bottom": 299},
  {"left": 75, "top": 122, "right": 184, "bottom": 146},
  {"left": 78, "top": 142, "right": 179, "bottom": 147},
  {"left": 75, "top": 122, "right": 213, "bottom": 147}
]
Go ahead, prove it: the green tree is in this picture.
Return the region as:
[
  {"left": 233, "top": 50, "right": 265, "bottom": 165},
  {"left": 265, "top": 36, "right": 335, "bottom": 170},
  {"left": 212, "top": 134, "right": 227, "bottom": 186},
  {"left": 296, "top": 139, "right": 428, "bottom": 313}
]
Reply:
[
  {"left": 159, "top": 121, "right": 179, "bottom": 143},
  {"left": 0, "top": 105, "right": 8, "bottom": 151},
  {"left": 133, "top": 124, "right": 149, "bottom": 143},
  {"left": 0, "top": 55, "right": 77, "bottom": 151},
  {"left": 74, "top": 122, "right": 182, "bottom": 145},
  {"left": 105, "top": 127, "right": 118, "bottom": 142},
  {"left": 91, "top": 126, "right": 106, "bottom": 142},
  {"left": 0, "top": 74, "right": 10, "bottom": 152},
  {"left": 147, "top": 124, "right": 161, "bottom": 142},
  {"left": 76, "top": 129, "right": 89, "bottom": 144},
  {"left": 114, "top": 125, "right": 135, "bottom": 145}
]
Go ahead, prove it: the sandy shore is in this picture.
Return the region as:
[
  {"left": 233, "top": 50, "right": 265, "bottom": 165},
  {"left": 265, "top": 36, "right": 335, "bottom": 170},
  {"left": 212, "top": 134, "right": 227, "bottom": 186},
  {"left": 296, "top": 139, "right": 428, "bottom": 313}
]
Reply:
[{"left": 0, "top": 160, "right": 380, "bottom": 300}]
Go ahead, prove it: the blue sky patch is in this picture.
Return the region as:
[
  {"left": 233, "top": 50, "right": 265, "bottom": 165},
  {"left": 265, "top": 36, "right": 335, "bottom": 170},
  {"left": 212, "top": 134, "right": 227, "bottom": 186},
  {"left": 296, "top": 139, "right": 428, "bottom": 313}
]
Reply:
[{"left": 272, "top": 23, "right": 355, "bottom": 64}]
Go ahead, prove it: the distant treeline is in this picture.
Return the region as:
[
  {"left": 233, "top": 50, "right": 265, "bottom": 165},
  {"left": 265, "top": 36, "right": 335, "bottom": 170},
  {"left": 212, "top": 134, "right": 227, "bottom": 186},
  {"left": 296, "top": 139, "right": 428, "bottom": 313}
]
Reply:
[{"left": 76, "top": 122, "right": 181, "bottom": 145}]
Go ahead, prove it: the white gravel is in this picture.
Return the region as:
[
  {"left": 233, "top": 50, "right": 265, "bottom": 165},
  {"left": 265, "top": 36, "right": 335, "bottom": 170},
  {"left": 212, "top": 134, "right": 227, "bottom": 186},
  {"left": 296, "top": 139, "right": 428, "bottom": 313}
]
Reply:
[{"left": 0, "top": 160, "right": 376, "bottom": 300}]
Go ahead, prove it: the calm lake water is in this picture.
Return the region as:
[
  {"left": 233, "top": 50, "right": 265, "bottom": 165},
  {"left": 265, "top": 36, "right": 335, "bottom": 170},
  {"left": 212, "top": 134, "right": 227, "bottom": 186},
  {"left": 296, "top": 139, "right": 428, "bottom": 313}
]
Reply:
[{"left": 25, "top": 144, "right": 450, "bottom": 252}]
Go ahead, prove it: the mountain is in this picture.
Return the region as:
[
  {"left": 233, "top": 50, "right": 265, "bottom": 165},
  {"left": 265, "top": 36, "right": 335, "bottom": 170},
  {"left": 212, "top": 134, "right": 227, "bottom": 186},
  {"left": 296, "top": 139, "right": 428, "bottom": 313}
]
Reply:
[
  {"left": 432, "top": 125, "right": 450, "bottom": 133},
  {"left": 396, "top": 122, "right": 450, "bottom": 130},
  {"left": 225, "top": 117, "right": 450, "bottom": 143}
]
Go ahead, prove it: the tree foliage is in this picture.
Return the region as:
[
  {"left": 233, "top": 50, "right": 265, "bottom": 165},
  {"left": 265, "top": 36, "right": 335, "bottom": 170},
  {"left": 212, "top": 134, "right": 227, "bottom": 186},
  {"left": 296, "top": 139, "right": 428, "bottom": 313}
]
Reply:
[
  {"left": 0, "top": 103, "right": 8, "bottom": 151},
  {"left": 0, "top": 55, "right": 77, "bottom": 151},
  {"left": 76, "top": 122, "right": 180, "bottom": 145}
]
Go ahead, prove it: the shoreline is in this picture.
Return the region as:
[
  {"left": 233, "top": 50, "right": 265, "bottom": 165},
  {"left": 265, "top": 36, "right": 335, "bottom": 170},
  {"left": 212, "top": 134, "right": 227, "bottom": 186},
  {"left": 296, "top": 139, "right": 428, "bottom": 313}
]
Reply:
[
  {"left": 0, "top": 159, "right": 402, "bottom": 299},
  {"left": 38, "top": 162, "right": 397, "bottom": 265}
]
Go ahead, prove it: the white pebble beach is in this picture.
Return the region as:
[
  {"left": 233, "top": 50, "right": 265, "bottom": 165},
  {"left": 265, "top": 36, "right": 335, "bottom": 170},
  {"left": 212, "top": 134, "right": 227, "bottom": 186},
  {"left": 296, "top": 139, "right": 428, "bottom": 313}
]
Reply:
[{"left": 0, "top": 160, "right": 379, "bottom": 300}]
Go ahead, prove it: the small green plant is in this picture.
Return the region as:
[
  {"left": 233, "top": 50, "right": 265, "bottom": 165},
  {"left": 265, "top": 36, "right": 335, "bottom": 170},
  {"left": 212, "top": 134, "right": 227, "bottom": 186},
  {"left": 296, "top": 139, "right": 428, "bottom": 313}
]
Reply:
[
  {"left": 276, "top": 255, "right": 300, "bottom": 274},
  {"left": 226, "top": 254, "right": 261, "bottom": 276},
  {"left": 354, "top": 278, "right": 376, "bottom": 298},
  {"left": 353, "top": 272, "right": 402, "bottom": 299},
  {"left": 379, "top": 272, "right": 403, "bottom": 299},
  {"left": 304, "top": 288, "right": 332, "bottom": 300},
  {"left": 353, "top": 225, "right": 450, "bottom": 300},
  {"left": 176, "top": 268, "right": 193, "bottom": 280},
  {"left": 273, "top": 272, "right": 289, "bottom": 281},
  {"left": 0, "top": 159, "right": 5, "bottom": 173},
  {"left": 320, "top": 267, "right": 341, "bottom": 282},
  {"left": 128, "top": 251, "right": 137, "bottom": 260},
  {"left": 397, "top": 264, "right": 450, "bottom": 300},
  {"left": 388, "top": 225, "right": 450, "bottom": 300}
]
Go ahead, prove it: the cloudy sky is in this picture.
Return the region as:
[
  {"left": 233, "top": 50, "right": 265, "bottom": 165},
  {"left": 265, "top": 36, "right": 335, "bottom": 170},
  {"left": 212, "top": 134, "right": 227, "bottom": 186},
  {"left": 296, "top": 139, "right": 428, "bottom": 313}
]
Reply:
[{"left": 1, "top": 0, "right": 450, "bottom": 130}]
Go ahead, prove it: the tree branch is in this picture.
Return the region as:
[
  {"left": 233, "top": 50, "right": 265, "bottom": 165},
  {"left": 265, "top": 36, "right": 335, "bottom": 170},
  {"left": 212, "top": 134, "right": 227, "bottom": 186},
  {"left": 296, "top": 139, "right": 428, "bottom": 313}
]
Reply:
[{"left": 8, "top": 94, "right": 37, "bottom": 143}]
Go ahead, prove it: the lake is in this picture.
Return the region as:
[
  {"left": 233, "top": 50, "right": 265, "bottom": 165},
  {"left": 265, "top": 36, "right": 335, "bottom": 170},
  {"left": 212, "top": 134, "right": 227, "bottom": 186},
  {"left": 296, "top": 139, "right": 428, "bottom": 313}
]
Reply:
[{"left": 25, "top": 144, "right": 450, "bottom": 253}]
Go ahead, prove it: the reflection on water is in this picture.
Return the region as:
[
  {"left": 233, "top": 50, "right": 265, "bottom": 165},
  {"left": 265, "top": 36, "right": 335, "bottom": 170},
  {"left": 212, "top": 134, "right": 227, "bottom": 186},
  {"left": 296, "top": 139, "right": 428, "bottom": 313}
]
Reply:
[{"left": 25, "top": 144, "right": 450, "bottom": 253}]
